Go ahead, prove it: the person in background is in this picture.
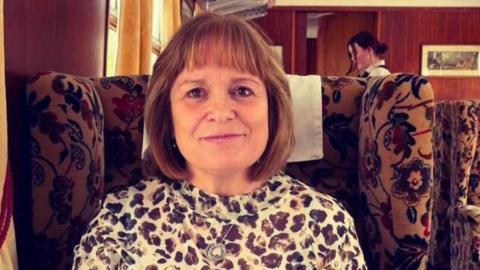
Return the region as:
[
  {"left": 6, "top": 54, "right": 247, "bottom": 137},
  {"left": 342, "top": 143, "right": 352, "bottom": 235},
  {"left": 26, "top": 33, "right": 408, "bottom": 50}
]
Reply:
[
  {"left": 72, "top": 13, "right": 366, "bottom": 269},
  {"left": 347, "top": 31, "right": 390, "bottom": 77}
]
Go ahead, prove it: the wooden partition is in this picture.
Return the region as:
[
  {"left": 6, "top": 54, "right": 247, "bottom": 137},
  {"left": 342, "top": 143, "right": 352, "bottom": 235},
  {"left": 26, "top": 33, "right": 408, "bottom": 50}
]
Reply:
[
  {"left": 379, "top": 9, "right": 480, "bottom": 100},
  {"left": 4, "top": 1, "right": 108, "bottom": 269},
  {"left": 253, "top": 10, "right": 295, "bottom": 73},
  {"left": 255, "top": 7, "right": 480, "bottom": 100},
  {"left": 316, "top": 12, "right": 377, "bottom": 76}
]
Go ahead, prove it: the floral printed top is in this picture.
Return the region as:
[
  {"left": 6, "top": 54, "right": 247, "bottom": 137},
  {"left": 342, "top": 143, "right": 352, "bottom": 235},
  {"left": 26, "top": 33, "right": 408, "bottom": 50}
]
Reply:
[{"left": 73, "top": 174, "right": 366, "bottom": 269}]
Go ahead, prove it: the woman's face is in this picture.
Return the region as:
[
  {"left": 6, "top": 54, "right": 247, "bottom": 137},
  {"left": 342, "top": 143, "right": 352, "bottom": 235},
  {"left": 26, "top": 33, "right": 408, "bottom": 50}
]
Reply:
[
  {"left": 170, "top": 63, "right": 269, "bottom": 179},
  {"left": 349, "top": 43, "right": 372, "bottom": 71}
]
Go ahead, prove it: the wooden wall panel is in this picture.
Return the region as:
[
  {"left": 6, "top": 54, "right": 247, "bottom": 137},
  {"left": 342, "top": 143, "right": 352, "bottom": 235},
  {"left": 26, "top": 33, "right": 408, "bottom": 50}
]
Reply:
[
  {"left": 316, "top": 12, "right": 377, "bottom": 76},
  {"left": 253, "top": 10, "right": 294, "bottom": 73},
  {"left": 5, "top": 0, "right": 107, "bottom": 76},
  {"left": 262, "top": 7, "right": 480, "bottom": 100},
  {"left": 294, "top": 12, "right": 307, "bottom": 75},
  {"left": 306, "top": 38, "right": 317, "bottom": 74},
  {"left": 379, "top": 9, "right": 480, "bottom": 100},
  {"left": 429, "top": 78, "right": 480, "bottom": 100},
  {"left": 4, "top": 1, "right": 108, "bottom": 269}
]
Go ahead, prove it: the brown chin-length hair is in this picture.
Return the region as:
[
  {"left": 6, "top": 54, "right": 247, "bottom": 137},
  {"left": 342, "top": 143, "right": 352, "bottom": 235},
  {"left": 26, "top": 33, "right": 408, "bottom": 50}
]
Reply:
[{"left": 143, "top": 13, "right": 294, "bottom": 182}]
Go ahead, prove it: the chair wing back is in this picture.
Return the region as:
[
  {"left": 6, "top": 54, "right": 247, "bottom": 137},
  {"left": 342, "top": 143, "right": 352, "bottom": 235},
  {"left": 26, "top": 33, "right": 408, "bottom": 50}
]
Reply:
[
  {"left": 286, "top": 76, "right": 366, "bottom": 212},
  {"left": 91, "top": 75, "right": 148, "bottom": 192},
  {"left": 358, "top": 73, "right": 434, "bottom": 269},
  {"left": 287, "top": 74, "right": 435, "bottom": 270},
  {"left": 26, "top": 72, "right": 147, "bottom": 270},
  {"left": 285, "top": 76, "right": 370, "bottom": 267},
  {"left": 431, "top": 100, "right": 480, "bottom": 270}
]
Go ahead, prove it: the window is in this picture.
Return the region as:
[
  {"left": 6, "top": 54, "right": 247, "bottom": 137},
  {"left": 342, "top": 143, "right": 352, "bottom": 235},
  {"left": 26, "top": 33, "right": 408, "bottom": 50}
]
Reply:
[{"left": 106, "top": 0, "right": 119, "bottom": 76}]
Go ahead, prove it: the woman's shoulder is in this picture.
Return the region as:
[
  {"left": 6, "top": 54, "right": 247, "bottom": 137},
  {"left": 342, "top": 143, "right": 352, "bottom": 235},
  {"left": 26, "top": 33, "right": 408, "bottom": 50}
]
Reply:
[
  {"left": 369, "top": 68, "right": 391, "bottom": 77},
  {"left": 103, "top": 177, "right": 174, "bottom": 204},
  {"left": 278, "top": 174, "right": 353, "bottom": 223}
]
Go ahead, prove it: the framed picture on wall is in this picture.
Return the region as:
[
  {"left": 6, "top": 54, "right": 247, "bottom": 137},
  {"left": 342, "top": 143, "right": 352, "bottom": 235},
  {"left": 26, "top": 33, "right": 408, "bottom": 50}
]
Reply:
[{"left": 421, "top": 45, "right": 480, "bottom": 77}]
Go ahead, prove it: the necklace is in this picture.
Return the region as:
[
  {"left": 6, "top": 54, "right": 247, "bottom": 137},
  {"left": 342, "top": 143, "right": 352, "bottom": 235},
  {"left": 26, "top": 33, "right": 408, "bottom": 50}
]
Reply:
[{"left": 205, "top": 223, "right": 235, "bottom": 262}]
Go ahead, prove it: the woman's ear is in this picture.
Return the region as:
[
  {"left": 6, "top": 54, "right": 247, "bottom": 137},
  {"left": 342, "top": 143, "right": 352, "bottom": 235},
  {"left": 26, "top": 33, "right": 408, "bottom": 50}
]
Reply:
[
  {"left": 367, "top": 47, "right": 375, "bottom": 63},
  {"left": 366, "top": 47, "right": 374, "bottom": 55}
]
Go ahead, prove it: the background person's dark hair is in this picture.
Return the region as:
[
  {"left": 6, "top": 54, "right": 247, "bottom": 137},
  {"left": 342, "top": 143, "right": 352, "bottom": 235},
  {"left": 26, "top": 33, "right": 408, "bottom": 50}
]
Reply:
[{"left": 346, "top": 31, "right": 388, "bottom": 75}]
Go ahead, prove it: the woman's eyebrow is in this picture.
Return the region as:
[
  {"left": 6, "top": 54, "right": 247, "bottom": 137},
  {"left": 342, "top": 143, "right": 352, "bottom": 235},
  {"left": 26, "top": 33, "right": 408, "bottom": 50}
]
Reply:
[
  {"left": 177, "top": 79, "right": 205, "bottom": 88},
  {"left": 231, "top": 77, "right": 262, "bottom": 85}
]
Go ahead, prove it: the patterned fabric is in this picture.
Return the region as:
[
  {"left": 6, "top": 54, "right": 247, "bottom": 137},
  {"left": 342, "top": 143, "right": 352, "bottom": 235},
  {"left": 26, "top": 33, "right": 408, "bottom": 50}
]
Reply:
[
  {"left": 286, "top": 76, "right": 365, "bottom": 213},
  {"left": 358, "top": 74, "right": 434, "bottom": 270},
  {"left": 26, "top": 73, "right": 148, "bottom": 270},
  {"left": 91, "top": 76, "right": 148, "bottom": 192},
  {"left": 73, "top": 174, "right": 366, "bottom": 269},
  {"left": 429, "top": 101, "right": 453, "bottom": 270},
  {"left": 430, "top": 100, "right": 480, "bottom": 270},
  {"left": 287, "top": 74, "right": 434, "bottom": 270},
  {"left": 27, "top": 72, "right": 434, "bottom": 270}
]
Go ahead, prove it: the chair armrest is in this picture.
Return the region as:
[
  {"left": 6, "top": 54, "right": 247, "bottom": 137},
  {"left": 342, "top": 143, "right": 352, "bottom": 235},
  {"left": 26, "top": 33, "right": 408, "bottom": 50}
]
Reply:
[
  {"left": 449, "top": 204, "right": 480, "bottom": 268},
  {"left": 449, "top": 204, "right": 480, "bottom": 225}
]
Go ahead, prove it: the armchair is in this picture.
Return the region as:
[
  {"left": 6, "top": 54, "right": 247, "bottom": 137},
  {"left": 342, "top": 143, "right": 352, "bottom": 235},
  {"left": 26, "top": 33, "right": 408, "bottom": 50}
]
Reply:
[
  {"left": 26, "top": 73, "right": 147, "bottom": 269},
  {"left": 287, "top": 74, "right": 434, "bottom": 270},
  {"left": 23, "top": 72, "right": 434, "bottom": 270},
  {"left": 429, "top": 100, "right": 480, "bottom": 270}
]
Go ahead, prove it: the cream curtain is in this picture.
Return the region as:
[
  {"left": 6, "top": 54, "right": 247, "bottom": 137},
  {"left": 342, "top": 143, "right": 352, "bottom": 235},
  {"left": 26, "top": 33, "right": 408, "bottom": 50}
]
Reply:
[
  {"left": 0, "top": 0, "right": 18, "bottom": 268},
  {"left": 162, "top": 0, "right": 182, "bottom": 45},
  {"left": 116, "top": 0, "right": 153, "bottom": 75}
]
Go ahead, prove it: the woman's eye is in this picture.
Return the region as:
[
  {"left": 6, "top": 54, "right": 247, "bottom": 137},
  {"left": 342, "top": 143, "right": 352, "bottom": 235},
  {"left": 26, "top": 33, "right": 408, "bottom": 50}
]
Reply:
[
  {"left": 233, "top": 87, "right": 253, "bottom": 97},
  {"left": 186, "top": 88, "right": 205, "bottom": 98}
]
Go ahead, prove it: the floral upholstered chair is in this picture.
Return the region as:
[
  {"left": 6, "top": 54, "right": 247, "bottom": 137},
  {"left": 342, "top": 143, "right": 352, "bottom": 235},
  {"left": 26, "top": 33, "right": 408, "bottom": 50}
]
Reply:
[
  {"left": 429, "top": 100, "right": 480, "bottom": 270},
  {"left": 25, "top": 72, "right": 434, "bottom": 270},
  {"left": 287, "top": 74, "right": 434, "bottom": 270},
  {"left": 26, "top": 73, "right": 148, "bottom": 270}
]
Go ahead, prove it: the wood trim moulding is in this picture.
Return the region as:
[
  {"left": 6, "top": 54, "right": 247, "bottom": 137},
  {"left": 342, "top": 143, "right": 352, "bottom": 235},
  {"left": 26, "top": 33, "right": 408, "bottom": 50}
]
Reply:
[
  {"left": 293, "top": 11, "right": 307, "bottom": 75},
  {"left": 376, "top": 10, "right": 381, "bottom": 39},
  {"left": 290, "top": 11, "right": 296, "bottom": 74},
  {"left": 104, "top": 0, "right": 111, "bottom": 76}
]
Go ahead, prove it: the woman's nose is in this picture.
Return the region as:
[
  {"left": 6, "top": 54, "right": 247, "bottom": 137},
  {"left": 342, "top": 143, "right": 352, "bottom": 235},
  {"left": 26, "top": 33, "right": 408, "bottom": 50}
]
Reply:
[{"left": 206, "top": 96, "right": 235, "bottom": 122}]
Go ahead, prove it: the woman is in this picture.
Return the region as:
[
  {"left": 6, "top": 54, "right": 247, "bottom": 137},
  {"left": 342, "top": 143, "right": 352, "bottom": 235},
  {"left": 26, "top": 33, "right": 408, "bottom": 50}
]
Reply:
[
  {"left": 73, "top": 13, "right": 366, "bottom": 269},
  {"left": 347, "top": 31, "right": 390, "bottom": 78}
]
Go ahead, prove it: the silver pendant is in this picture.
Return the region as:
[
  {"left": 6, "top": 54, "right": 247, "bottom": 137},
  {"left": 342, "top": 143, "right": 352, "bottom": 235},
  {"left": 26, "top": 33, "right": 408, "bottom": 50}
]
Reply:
[{"left": 206, "top": 243, "right": 226, "bottom": 261}]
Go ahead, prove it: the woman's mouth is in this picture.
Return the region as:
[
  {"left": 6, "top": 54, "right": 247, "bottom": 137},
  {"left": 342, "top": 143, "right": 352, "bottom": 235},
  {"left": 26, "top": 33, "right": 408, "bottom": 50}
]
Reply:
[{"left": 201, "top": 133, "right": 244, "bottom": 143}]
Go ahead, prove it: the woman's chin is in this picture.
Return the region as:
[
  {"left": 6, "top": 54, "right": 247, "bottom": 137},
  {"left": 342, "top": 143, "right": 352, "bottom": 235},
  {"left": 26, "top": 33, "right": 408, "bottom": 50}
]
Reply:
[{"left": 190, "top": 160, "right": 254, "bottom": 177}]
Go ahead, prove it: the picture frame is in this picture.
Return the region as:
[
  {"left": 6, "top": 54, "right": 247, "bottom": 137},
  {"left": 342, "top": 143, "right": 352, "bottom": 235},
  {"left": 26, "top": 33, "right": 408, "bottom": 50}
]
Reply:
[{"left": 421, "top": 45, "right": 480, "bottom": 77}]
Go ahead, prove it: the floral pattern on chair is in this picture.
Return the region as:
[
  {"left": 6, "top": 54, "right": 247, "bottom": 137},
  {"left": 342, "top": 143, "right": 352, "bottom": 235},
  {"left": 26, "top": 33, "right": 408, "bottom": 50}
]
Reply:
[
  {"left": 27, "top": 72, "right": 148, "bottom": 270},
  {"left": 286, "top": 76, "right": 365, "bottom": 213},
  {"left": 359, "top": 74, "right": 434, "bottom": 270},
  {"left": 429, "top": 101, "right": 452, "bottom": 270},
  {"left": 27, "top": 73, "right": 105, "bottom": 270},
  {"left": 287, "top": 74, "right": 434, "bottom": 270},
  {"left": 430, "top": 100, "right": 480, "bottom": 270},
  {"left": 92, "top": 75, "right": 148, "bottom": 192}
]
